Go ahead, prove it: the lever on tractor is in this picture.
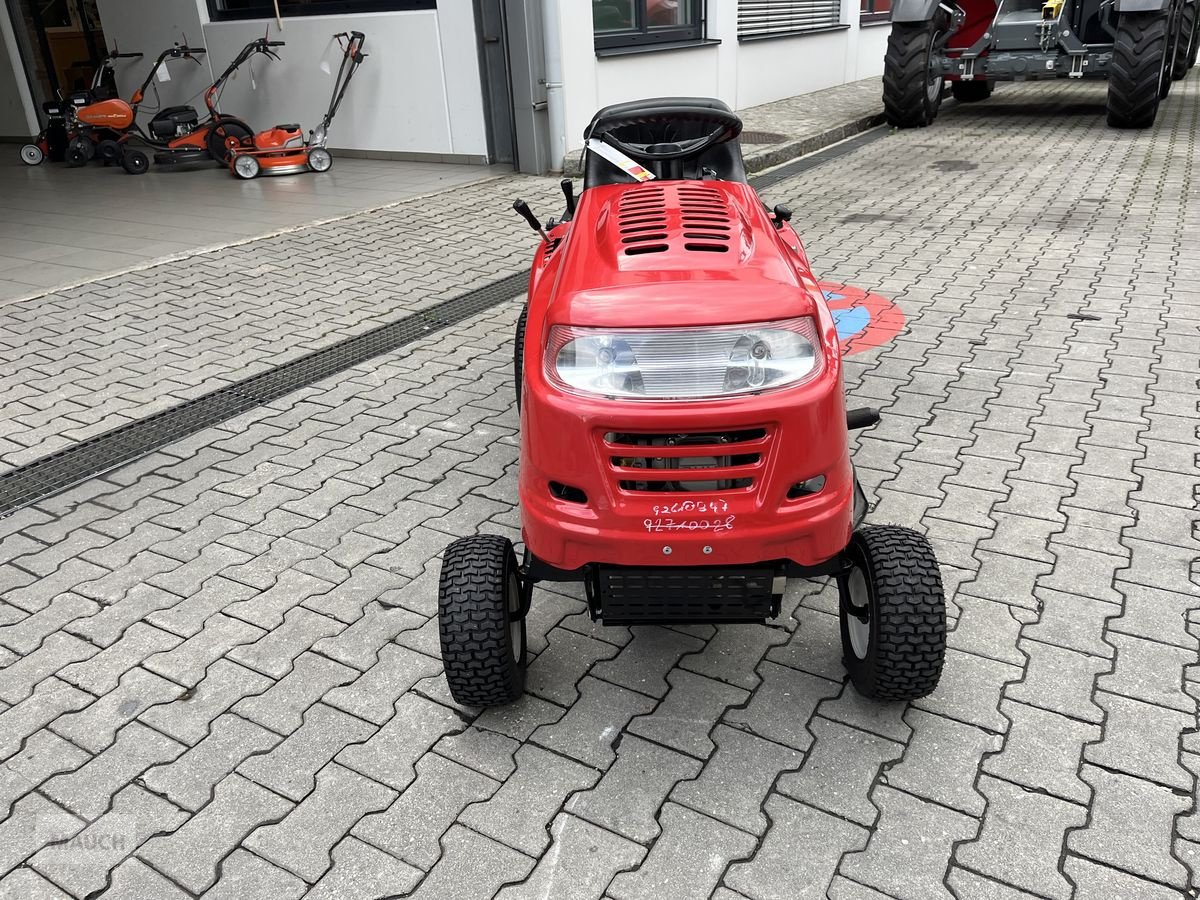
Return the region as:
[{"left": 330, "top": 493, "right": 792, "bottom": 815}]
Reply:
[
  {"left": 560, "top": 179, "right": 577, "bottom": 219},
  {"left": 772, "top": 204, "right": 793, "bottom": 230},
  {"left": 513, "top": 199, "right": 549, "bottom": 242}
]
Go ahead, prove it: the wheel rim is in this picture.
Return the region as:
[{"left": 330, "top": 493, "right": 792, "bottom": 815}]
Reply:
[
  {"left": 309, "top": 148, "right": 332, "bottom": 172},
  {"left": 234, "top": 155, "right": 259, "bottom": 179},
  {"left": 506, "top": 571, "right": 523, "bottom": 661},
  {"left": 21, "top": 145, "right": 42, "bottom": 165},
  {"left": 926, "top": 31, "right": 944, "bottom": 106},
  {"left": 845, "top": 566, "right": 872, "bottom": 660}
]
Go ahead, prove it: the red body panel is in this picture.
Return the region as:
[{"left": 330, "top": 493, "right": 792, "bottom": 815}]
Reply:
[
  {"left": 519, "top": 179, "right": 854, "bottom": 572},
  {"left": 254, "top": 126, "right": 304, "bottom": 150},
  {"left": 77, "top": 99, "right": 134, "bottom": 130}
]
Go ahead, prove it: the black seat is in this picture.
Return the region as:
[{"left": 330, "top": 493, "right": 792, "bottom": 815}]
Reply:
[{"left": 583, "top": 96, "right": 747, "bottom": 190}]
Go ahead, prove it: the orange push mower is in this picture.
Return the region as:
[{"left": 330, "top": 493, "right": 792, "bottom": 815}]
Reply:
[{"left": 229, "top": 31, "right": 366, "bottom": 179}]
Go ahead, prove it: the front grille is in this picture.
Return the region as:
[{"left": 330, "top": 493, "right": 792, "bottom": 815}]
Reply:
[
  {"left": 593, "top": 565, "right": 782, "bottom": 623},
  {"left": 603, "top": 428, "right": 770, "bottom": 493}
]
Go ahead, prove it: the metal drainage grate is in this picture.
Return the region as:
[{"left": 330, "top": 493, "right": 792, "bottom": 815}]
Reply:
[
  {"left": 0, "top": 271, "right": 528, "bottom": 518},
  {"left": 750, "top": 126, "right": 886, "bottom": 192}
]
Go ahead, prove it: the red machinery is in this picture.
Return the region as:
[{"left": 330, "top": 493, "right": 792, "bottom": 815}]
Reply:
[
  {"left": 229, "top": 31, "right": 367, "bottom": 179},
  {"left": 19, "top": 48, "right": 142, "bottom": 166},
  {"left": 71, "top": 37, "right": 281, "bottom": 174},
  {"left": 437, "top": 99, "right": 947, "bottom": 708}
]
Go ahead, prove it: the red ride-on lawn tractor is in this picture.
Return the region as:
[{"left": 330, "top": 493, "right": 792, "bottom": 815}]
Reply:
[
  {"left": 229, "top": 31, "right": 367, "bottom": 179},
  {"left": 438, "top": 98, "right": 947, "bottom": 708}
]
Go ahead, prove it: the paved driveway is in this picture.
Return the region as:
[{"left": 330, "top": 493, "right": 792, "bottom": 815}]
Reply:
[{"left": 0, "top": 78, "right": 1197, "bottom": 899}]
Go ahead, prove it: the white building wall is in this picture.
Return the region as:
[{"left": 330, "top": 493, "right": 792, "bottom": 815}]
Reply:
[
  {"left": 555, "top": 0, "right": 889, "bottom": 158},
  {"left": 91, "top": 0, "right": 487, "bottom": 159}
]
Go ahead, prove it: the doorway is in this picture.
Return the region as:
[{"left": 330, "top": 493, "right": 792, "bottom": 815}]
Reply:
[
  {"left": 6, "top": 0, "right": 112, "bottom": 108},
  {"left": 474, "top": 0, "right": 550, "bottom": 174}
]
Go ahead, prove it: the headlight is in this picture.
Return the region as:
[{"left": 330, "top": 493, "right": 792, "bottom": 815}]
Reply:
[{"left": 545, "top": 318, "right": 823, "bottom": 400}]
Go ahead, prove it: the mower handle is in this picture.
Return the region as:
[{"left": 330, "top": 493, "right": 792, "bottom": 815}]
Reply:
[
  {"left": 178, "top": 46, "right": 207, "bottom": 55},
  {"left": 111, "top": 51, "right": 143, "bottom": 58},
  {"left": 267, "top": 40, "right": 285, "bottom": 46}
]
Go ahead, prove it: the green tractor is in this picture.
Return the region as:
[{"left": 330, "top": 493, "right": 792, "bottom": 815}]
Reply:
[{"left": 883, "top": 0, "right": 1199, "bottom": 127}]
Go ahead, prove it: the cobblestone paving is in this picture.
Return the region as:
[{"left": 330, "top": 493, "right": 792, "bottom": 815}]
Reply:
[{"left": 0, "top": 77, "right": 1198, "bottom": 898}]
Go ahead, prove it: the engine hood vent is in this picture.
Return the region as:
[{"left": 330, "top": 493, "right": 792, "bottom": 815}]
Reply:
[{"left": 615, "top": 183, "right": 735, "bottom": 257}]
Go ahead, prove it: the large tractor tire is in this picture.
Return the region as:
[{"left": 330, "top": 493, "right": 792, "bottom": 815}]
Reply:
[
  {"left": 884, "top": 22, "right": 945, "bottom": 128},
  {"left": 1107, "top": 12, "right": 1169, "bottom": 128},
  {"left": 1190, "top": 2, "right": 1200, "bottom": 67},
  {"left": 1171, "top": 1, "right": 1197, "bottom": 78},
  {"left": 950, "top": 80, "right": 993, "bottom": 102}
]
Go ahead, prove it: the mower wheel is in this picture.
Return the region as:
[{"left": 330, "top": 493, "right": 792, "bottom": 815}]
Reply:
[
  {"left": 206, "top": 118, "right": 253, "bottom": 165},
  {"left": 66, "top": 138, "right": 90, "bottom": 168},
  {"left": 20, "top": 144, "right": 44, "bottom": 166},
  {"left": 308, "top": 147, "right": 333, "bottom": 172},
  {"left": 233, "top": 154, "right": 261, "bottom": 179},
  {"left": 96, "top": 139, "right": 121, "bottom": 165},
  {"left": 1107, "top": 11, "right": 1169, "bottom": 127},
  {"left": 883, "top": 22, "right": 945, "bottom": 128},
  {"left": 121, "top": 148, "right": 150, "bottom": 175},
  {"left": 514, "top": 305, "right": 527, "bottom": 412},
  {"left": 1171, "top": 1, "right": 1196, "bottom": 78},
  {"left": 438, "top": 534, "right": 526, "bottom": 707},
  {"left": 950, "top": 80, "right": 992, "bottom": 102},
  {"left": 838, "top": 525, "right": 946, "bottom": 701}
]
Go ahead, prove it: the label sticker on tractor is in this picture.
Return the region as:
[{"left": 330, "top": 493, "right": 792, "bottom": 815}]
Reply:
[
  {"left": 587, "top": 138, "right": 656, "bottom": 182},
  {"left": 818, "top": 282, "right": 906, "bottom": 356},
  {"left": 644, "top": 516, "right": 736, "bottom": 534}
]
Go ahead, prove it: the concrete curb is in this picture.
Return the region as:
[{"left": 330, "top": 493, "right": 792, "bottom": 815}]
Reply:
[{"left": 562, "top": 109, "right": 886, "bottom": 177}]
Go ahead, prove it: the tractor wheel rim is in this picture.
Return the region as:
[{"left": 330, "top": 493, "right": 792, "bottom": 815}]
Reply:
[
  {"left": 310, "top": 149, "right": 331, "bottom": 171},
  {"left": 926, "top": 32, "right": 943, "bottom": 105},
  {"left": 846, "top": 566, "right": 872, "bottom": 659},
  {"left": 21, "top": 146, "right": 42, "bottom": 164},
  {"left": 235, "top": 156, "right": 257, "bottom": 178},
  {"left": 507, "top": 571, "right": 523, "bottom": 659}
]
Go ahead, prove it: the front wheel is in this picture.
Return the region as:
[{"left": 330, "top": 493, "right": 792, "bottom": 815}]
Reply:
[
  {"left": 121, "top": 148, "right": 150, "bottom": 175},
  {"left": 20, "top": 144, "right": 44, "bottom": 166},
  {"left": 233, "top": 154, "right": 260, "bottom": 179},
  {"left": 838, "top": 525, "right": 946, "bottom": 700},
  {"left": 1107, "top": 11, "right": 1169, "bottom": 128},
  {"left": 438, "top": 535, "right": 526, "bottom": 707},
  {"left": 883, "top": 22, "right": 945, "bottom": 128},
  {"left": 308, "top": 147, "right": 333, "bottom": 172},
  {"left": 66, "top": 138, "right": 90, "bottom": 167},
  {"left": 950, "top": 79, "right": 992, "bottom": 102},
  {"left": 206, "top": 118, "right": 253, "bottom": 165}
]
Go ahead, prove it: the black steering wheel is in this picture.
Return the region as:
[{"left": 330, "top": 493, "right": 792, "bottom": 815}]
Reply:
[{"left": 596, "top": 106, "right": 742, "bottom": 162}]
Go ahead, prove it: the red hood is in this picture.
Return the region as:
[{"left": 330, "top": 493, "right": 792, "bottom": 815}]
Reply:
[{"left": 547, "top": 180, "right": 823, "bottom": 329}]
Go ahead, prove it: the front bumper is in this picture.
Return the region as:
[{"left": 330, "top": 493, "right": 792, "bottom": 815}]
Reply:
[{"left": 519, "top": 370, "right": 856, "bottom": 572}]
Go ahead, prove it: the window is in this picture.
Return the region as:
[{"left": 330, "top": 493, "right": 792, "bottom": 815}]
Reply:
[
  {"left": 207, "top": 0, "right": 435, "bottom": 22},
  {"left": 593, "top": 0, "right": 705, "bottom": 50},
  {"left": 737, "top": 0, "right": 843, "bottom": 39},
  {"left": 860, "top": 0, "right": 891, "bottom": 22}
]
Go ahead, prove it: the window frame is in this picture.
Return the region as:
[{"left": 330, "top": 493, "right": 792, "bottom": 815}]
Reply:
[
  {"left": 593, "top": 0, "right": 707, "bottom": 51},
  {"left": 206, "top": 0, "right": 435, "bottom": 22},
  {"left": 859, "top": 0, "right": 891, "bottom": 25}
]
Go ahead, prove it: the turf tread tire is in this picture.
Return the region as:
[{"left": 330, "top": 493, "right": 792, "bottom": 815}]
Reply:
[
  {"left": 438, "top": 535, "right": 525, "bottom": 707},
  {"left": 514, "top": 305, "right": 527, "bottom": 412},
  {"left": 1107, "top": 12, "right": 1168, "bottom": 128},
  {"left": 840, "top": 525, "right": 946, "bottom": 701},
  {"left": 1172, "top": 2, "right": 1197, "bottom": 78},
  {"left": 884, "top": 23, "right": 942, "bottom": 128}
]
